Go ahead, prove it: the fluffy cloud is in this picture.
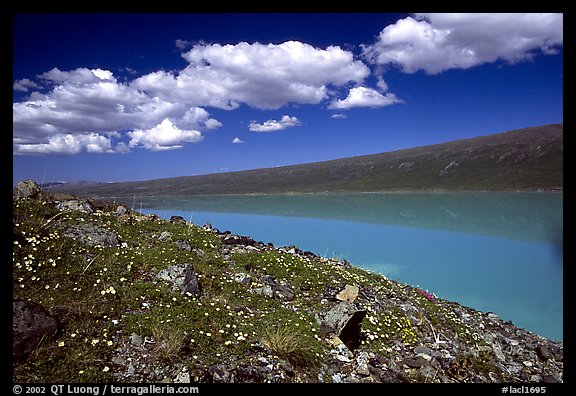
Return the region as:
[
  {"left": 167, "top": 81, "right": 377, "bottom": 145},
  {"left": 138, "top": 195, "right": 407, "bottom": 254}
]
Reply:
[
  {"left": 14, "top": 40, "right": 378, "bottom": 155},
  {"left": 15, "top": 133, "right": 114, "bottom": 155},
  {"left": 329, "top": 87, "right": 403, "bottom": 109},
  {"left": 133, "top": 41, "right": 370, "bottom": 110},
  {"left": 232, "top": 137, "right": 244, "bottom": 144},
  {"left": 13, "top": 68, "right": 220, "bottom": 155},
  {"left": 128, "top": 118, "right": 203, "bottom": 151},
  {"left": 13, "top": 78, "right": 41, "bottom": 92},
  {"left": 363, "top": 13, "right": 563, "bottom": 74},
  {"left": 249, "top": 115, "right": 302, "bottom": 132}
]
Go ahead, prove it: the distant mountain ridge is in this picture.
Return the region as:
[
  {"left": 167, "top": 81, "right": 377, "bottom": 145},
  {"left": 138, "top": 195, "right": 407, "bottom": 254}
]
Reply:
[{"left": 48, "top": 124, "right": 563, "bottom": 198}]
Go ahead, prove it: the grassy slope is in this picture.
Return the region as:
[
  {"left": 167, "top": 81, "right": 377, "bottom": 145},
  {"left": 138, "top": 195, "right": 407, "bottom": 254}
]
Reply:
[
  {"left": 12, "top": 195, "right": 523, "bottom": 383},
  {"left": 48, "top": 124, "right": 563, "bottom": 198}
]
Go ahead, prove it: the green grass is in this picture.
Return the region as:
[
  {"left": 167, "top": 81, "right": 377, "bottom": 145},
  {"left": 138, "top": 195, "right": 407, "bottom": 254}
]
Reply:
[
  {"left": 13, "top": 193, "right": 504, "bottom": 383},
  {"left": 13, "top": 196, "right": 329, "bottom": 381}
]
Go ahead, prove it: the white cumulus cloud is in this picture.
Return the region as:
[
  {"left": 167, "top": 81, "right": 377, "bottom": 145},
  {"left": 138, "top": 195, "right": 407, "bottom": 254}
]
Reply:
[
  {"left": 128, "top": 118, "right": 203, "bottom": 151},
  {"left": 15, "top": 133, "right": 114, "bottom": 155},
  {"left": 363, "top": 13, "right": 563, "bottom": 74},
  {"left": 13, "top": 68, "right": 220, "bottom": 155},
  {"left": 133, "top": 41, "right": 370, "bottom": 110},
  {"left": 329, "top": 87, "right": 403, "bottom": 110},
  {"left": 13, "top": 78, "right": 41, "bottom": 92},
  {"left": 249, "top": 115, "right": 302, "bottom": 132},
  {"left": 232, "top": 137, "right": 244, "bottom": 144}
]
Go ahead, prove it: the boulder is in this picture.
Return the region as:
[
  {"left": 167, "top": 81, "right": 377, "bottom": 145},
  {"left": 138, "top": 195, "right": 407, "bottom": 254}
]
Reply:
[
  {"left": 156, "top": 264, "right": 201, "bottom": 297},
  {"left": 57, "top": 199, "right": 95, "bottom": 214},
  {"left": 256, "top": 275, "right": 295, "bottom": 301},
  {"left": 14, "top": 180, "right": 42, "bottom": 199},
  {"left": 158, "top": 231, "right": 173, "bottom": 241},
  {"left": 13, "top": 300, "right": 59, "bottom": 363},
  {"left": 64, "top": 223, "right": 120, "bottom": 247},
  {"left": 252, "top": 285, "right": 274, "bottom": 298},
  {"left": 317, "top": 301, "right": 366, "bottom": 350},
  {"left": 535, "top": 344, "right": 554, "bottom": 361},
  {"left": 115, "top": 205, "right": 128, "bottom": 216},
  {"left": 170, "top": 216, "right": 186, "bottom": 225},
  {"left": 402, "top": 356, "right": 428, "bottom": 368},
  {"left": 336, "top": 284, "right": 359, "bottom": 303}
]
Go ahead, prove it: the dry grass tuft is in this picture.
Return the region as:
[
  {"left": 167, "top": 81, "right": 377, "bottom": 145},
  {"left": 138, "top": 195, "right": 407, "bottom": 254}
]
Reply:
[
  {"left": 151, "top": 326, "right": 186, "bottom": 362},
  {"left": 262, "top": 326, "right": 318, "bottom": 367}
]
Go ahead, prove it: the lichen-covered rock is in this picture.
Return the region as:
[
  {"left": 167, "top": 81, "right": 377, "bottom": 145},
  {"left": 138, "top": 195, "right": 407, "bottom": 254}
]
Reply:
[
  {"left": 64, "top": 223, "right": 120, "bottom": 247},
  {"left": 317, "top": 301, "right": 366, "bottom": 351},
  {"left": 14, "top": 180, "right": 42, "bottom": 199},
  {"left": 155, "top": 264, "right": 201, "bottom": 296},
  {"left": 57, "top": 199, "right": 95, "bottom": 214},
  {"left": 13, "top": 300, "right": 58, "bottom": 363},
  {"left": 115, "top": 205, "right": 128, "bottom": 215}
]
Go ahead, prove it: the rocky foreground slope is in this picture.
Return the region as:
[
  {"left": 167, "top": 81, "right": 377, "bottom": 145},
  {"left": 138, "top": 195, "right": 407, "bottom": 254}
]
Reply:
[{"left": 13, "top": 180, "right": 563, "bottom": 383}]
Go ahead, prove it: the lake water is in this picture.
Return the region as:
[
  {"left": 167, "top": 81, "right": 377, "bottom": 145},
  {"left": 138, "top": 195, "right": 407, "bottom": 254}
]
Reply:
[{"left": 135, "top": 192, "right": 563, "bottom": 342}]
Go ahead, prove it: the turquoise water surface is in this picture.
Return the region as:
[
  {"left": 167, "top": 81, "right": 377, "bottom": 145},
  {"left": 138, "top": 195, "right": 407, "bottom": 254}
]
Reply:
[{"left": 136, "top": 192, "right": 563, "bottom": 341}]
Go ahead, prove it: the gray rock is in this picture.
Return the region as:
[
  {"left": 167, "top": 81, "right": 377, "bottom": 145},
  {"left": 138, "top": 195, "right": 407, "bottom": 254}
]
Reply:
[
  {"left": 175, "top": 239, "right": 192, "bottom": 251},
  {"left": 253, "top": 276, "right": 295, "bottom": 301},
  {"left": 252, "top": 285, "right": 274, "bottom": 298},
  {"left": 414, "top": 346, "right": 434, "bottom": 358},
  {"left": 492, "top": 342, "right": 506, "bottom": 362},
  {"left": 273, "top": 283, "right": 295, "bottom": 301},
  {"left": 377, "top": 367, "right": 410, "bottom": 383},
  {"left": 13, "top": 300, "right": 59, "bottom": 363},
  {"left": 57, "top": 199, "right": 95, "bottom": 214},
  {"left": 174, "top": 369, "right": 191, "bottom": 383},
  {"left": 234, "top": 272, "right": 252, "bottom": 285},
  {"left": 208, "top": 365, "right": 233, "bottom": 383},
  {"left": 235, "top": 365, "right": 270, "bottom": 382},
  {"left": 112, "top": 356, "right": 127, "bottom": 366},
  {"left": 14, "top": 180, "right": 42, "bottom": 199},
  {"left": 402, "top": 356, "right": 428, "bottom": 368},
  {"left": 355, "top": 351, "right": 370, "bottom": 376},
  {"left": 317, "top": 301, "right": 366, "bottom": 350},
  {"left": 64, "top": 223, "right": 120, "bottom": 247},
  {"left": 330, "top": 340, "right": 353, "bottom": 363},
  {"left": 115, "top": 205, "right": 128, "bottom": 215},
  {"left": 130, "top": 333, "right": 143, "bottom": 346},
  {"left": 156, "top": 264, "right": 201, "bottom": 296},
  {"left": 158, "top": 231, "right": 173, "bottom": 241},
  {"left": 418, "top": 364, "right": 438, "bottom": 380},
  {"left": 505, "top": 361, "right": 523, "bottom": 376}
]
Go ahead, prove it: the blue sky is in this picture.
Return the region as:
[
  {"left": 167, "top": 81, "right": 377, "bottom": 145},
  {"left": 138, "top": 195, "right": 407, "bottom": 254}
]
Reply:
[{"left": 13, "top": 13, "right": 563, "bottom": 184}]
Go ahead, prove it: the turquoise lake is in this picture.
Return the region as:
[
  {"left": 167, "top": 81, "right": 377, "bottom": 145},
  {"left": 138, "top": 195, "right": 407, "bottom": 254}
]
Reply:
[{"left": 135, "top": 192, "right": 563, "bottom": 342}]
